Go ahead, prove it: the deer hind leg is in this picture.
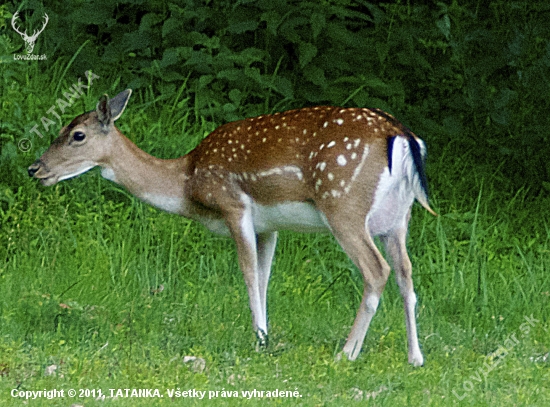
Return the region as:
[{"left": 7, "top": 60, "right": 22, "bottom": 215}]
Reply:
[
  {"left": 327, "top": 215, "right": 391, "bottom": 361},
  {"left": 255, "top": 231, "right": 278, "bottom": 347},
  {"left": 380, "top": 226, "right": 424, "bottom": 366}
]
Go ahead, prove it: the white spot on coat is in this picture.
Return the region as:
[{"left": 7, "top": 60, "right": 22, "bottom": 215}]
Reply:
[
  {"left": 337, "top": 155, "right": 347, "bottom": 166},
  {"left": 348, "top": 144, "right": 370, "bottom": 188}
]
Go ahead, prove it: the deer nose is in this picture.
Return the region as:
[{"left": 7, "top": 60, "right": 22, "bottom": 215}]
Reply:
[{"left": 28, "top": 162, "right": 40, "bottom": 177}]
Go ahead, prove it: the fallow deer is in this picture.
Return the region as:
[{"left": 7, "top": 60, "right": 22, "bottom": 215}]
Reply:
[{"left": 28, "top": 90, "right": 436, "bottom": 366}]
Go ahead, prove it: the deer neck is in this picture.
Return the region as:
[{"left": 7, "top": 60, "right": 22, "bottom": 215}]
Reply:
[{"left": 100, "top": 131, "right": 189, "bottom": 215}]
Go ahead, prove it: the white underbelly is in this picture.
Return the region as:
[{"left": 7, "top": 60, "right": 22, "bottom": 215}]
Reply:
[
  {"left": 251, "top": 201, "right": 330, "bottom": 233},
  {"left": 198, "top": 217, "right": 231, "bottom": 236},
  {"left": 198, "top": 200, "right": 329, "bottom": 236}
]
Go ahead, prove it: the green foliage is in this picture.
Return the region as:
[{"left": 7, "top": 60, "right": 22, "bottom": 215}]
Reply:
[{"left": 2, "top": 0, "right": 549, "bottom": 190}]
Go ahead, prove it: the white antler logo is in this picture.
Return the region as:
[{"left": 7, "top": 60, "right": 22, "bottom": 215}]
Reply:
[{"left": 11, "top": 11, "right": 49, "bottom": 54}]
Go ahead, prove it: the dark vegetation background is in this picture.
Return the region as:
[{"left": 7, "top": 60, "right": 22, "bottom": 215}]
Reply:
[{"left": 1, "top": 0, "right": 550, "bottom": 196}]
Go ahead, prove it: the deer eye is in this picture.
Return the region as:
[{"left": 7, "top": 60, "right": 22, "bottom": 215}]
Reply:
[{"left": 73, "top": 131, "right": 86, "bottom": 142}]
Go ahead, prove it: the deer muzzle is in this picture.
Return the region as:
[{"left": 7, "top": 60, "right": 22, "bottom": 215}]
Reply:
[
  {"left": 28, "top": 160, "right": 57, "bottom": 185},
  {"left": 28, "top": 161, "right": 40, "bottom": 177}
]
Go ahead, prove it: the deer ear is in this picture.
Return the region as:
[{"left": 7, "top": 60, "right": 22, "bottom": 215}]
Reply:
[
  {"left": 95, "top": 90, "right": 131, "bottom": 130},
  {"left": 96, "top": 94, "right": 111, "bottom": 129},
  {"left": 109, "top": 89, "right": 132, "bottom": 121}
]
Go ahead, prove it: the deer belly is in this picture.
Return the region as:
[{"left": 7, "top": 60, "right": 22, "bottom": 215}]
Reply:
[{"left": 251, "top": 201, "right": 330, "bottom": 233}]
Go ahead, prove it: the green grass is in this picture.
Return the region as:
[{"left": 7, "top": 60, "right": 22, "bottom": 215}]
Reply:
[{"left": 1, "top": 72, "right": 549, "bottom": 406}]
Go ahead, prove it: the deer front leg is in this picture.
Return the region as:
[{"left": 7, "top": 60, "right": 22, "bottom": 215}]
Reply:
[
  {"left": 225, "top": 204, "right": 268, "bottom": 349},
  {"left": 256, "top": 231, "right": 278, "bottom": 346},
  {"left": 381, "top": 228, "right": 424, "bottom": 367}
]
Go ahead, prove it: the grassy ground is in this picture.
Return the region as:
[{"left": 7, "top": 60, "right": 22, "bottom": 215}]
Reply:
[{"left": 1, "top": 71, "right": 549, "bottom": 406}]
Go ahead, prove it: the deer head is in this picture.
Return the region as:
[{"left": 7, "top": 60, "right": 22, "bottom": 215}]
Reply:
[
  {"left": 11, "top": 11, "right": 49, "bottom": 54},
  {"left": 28, "top": 91, "right": 132, "bottom": 186}
]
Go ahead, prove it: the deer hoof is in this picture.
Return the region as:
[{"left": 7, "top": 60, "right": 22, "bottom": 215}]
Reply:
[{"left": 255, "top": 329, "right": 268, "bottom": 351}]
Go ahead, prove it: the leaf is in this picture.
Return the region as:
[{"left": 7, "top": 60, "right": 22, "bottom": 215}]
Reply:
[
  {"left": 493, "top": 88, "right": 517, "bottom": 109},
  {"left": 303, "top": 65, "right": 326, "bottom": 87},
  {"left": 436, "top": 14, "right": 451, "bottom": 40},
  {"left": 223, "top": 103, "right": 236, "bottom": 113},
  {"left": 198, "top": 75, "right": 214, "bottom": 89},
  {"left": 188, "top": 32, "right": 220, "bottom": 49},
  {"left": 490, "top": 88, "right": 517, "bottom": 126},
  {"left": 227, "top": 20, "right": 259, "bottom": 34},
  {"left": 139, "top": 13, "right": 162, "bottom": 32},
  {"left": 376, "top": 42, "right": 390, "bottom": 65},
  {"left": 160, "top": 47, "right": 182, "bottom": 68},
  {"left": 184, "top": 51, "right": 214, "bottom": 73},
  {"left": 121, "top": 31, "right": 152, "bottom": 52},
  {"left": 351, "top": 89, "right": 370, "bottom": 107},
  {"left": 229, "top": 48, "right": 266, "bottom": 66},
  {"left": 69, "top": 6, "right": 113, "bottom": 25},
  {"left": 160, "top": 70, "right": 186, "bottom": 82},
  {"left": 162, "top": 17, "right": 182, "bottom": 38},
  {"left": 362, "top": 2, "right": 385, "bottom": 25},
  {"left": 273, "top": 76, "right": 294, "bottom": 99},
  {"left": 261, "top": 11, "right": 283, "bottom": 36},
  {"left": 279, "top": 16, "right": 308, "bottom": 43},
  {"left": 310, "top": 12, "right": 325, "bottom": 39},
  {"left": 229, "top": 89, "right": 242, "bottom": 105},
  {"left": 244, "top": 66, "right": 262, "bottom": 83},
  {"left": 325, "top": 22, "right": 358, "bottom": 47},
  {"left": 298, "top": 42, "right": 317, "bottom": 68},
  {"left": 217, "top": 69, "right": 243, "bottom": 81}
]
